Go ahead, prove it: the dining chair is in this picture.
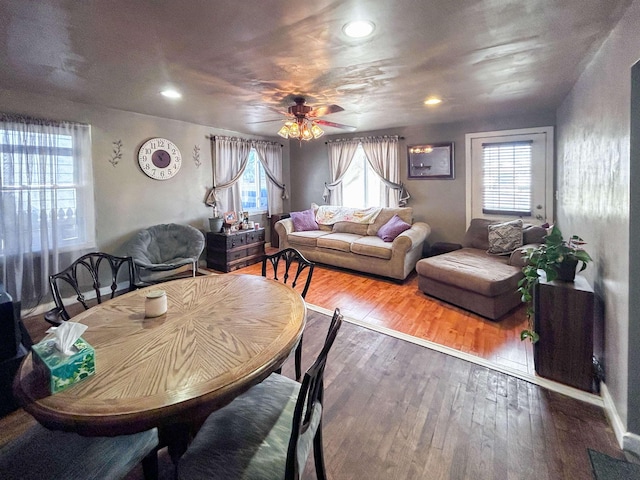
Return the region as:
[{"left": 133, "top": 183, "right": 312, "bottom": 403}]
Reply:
[
  {"left": 44, "top": 252, "right": 137, "bottom": 326},
  {"left": 0, "top": 424, "right": 159, "bottom": 480},
  {"left": 262, "top": 247, "right": 315, "bottom": 380},
  {"left": 177, "top": 308, "right": 343, "bottom": 480}
]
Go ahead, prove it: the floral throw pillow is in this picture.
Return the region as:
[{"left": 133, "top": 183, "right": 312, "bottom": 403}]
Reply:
[
  {"left": 376, "top": 214, "right": 411, "bottom": 242},
  {"left": 487, "top": 219, "right": 524, "bottom": 255},
  {"left": 290, "top": 208, "right": 318, "bottom": 232}
]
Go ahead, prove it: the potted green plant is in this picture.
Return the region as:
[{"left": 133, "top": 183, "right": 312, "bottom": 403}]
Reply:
[{"left": 518, "top": 225, "right": 592, "bottom": 343}]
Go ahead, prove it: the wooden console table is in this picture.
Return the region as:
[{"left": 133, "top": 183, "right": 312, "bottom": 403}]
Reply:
[
  {"left": 269, "top": 213, "right": 290, "bottom": 248},
  {"left": 534, "top": 274, "right": 596, "bottom": 392},
  {"left": 206, "top": 228, "right": 265, "bottom": 272}
]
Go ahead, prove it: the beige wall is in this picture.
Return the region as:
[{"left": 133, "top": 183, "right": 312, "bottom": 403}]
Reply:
[
  {"left": 0, "top": 89, "right": 291, "bottom": 253},
  {"left": 288, "top": 112, "right": 555, "bottom": 245},
  {"left": 556, "top": 0, "right": 640, "bottom": 441}
]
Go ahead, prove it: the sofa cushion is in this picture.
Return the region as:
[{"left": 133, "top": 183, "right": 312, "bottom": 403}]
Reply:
[
  {"left": 416, "top": 248, "right": 522, "bottom": 297},
  {"left": 290, "top": 208, "right": 318, "bottom": 231},
  {"left": 287, "top": 230, "right": 330, "bottom": 247},
  {"left": 316, "top": 233, "right": 362, "bottom": 253},
  {"left": 350, "top": 236, "right": 394, "bottom": 260},
  {"left": 461, "top": 218, "right": 498, "bottom": 249},
  {"left": 523, "top": 225, "right": 547, "bottom": 245},
  {"left": 367, "top": 207, "right": 413, "bottom": 236},
  {"left": 377, "top": 214, "right": 412, "bottom": 242},
  {"left": 332, "top": 221, "right": 369, "bottom": 236},
  {"left": 487, "top": 219, "right": 523, "bottom": 255}
]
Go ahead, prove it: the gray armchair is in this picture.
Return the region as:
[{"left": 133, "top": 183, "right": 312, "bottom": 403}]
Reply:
[{"left": 126, "top": 223, "right": 205, "bottom": 285}]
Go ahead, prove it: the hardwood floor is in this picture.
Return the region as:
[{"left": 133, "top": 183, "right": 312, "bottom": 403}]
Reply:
[
  {"left": 1, "top": 271, "right": 625, "bottom": 479},
  {"left": 229, "top": 256, "right": 535, "bottom": 376}
]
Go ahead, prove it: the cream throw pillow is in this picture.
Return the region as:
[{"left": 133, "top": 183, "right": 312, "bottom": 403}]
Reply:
[{"left": 487, "top": 219, "right": 523, "bottom": 255}]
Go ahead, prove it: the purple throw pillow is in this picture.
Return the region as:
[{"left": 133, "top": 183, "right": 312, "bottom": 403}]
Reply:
[
  {"left": 290, "top": 208, "right": 318, "bottom": 232},
  {"left": 376, "top": 214, "right": 411, "bottom": 242}
]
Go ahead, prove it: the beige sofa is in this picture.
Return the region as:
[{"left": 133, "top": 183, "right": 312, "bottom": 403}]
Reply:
[
  {"left": 274, "top": 206, "right": 430, "bottom": 281},
  {"left": 415, "top": 218, "right": 546, "bottom": 320}
]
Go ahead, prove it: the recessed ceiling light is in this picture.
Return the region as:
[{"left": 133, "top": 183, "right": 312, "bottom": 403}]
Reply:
[
  {"left": 161, "top": 89, "right": 182, "bottom": 99},
  {"left": 424, "top": 97, "right": 442, "bottom": 106},
  {"left": 343, "top": 20, "right": 375, "bottom": 38}
]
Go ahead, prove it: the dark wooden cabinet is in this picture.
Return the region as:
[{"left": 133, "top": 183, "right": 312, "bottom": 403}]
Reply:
[
  {"left": 534, "top": 274, "right": 596, "bottom": 392},
  {"left": 206, "top": 229, "right": 265, "bottom": 272},
  {"left": 269, "top": 213, "right": 290, "bottom": 248}
]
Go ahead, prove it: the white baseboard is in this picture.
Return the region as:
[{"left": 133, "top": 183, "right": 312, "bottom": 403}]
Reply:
[{"left": 601, "top": 382, "right": 626, "bottom": 449}]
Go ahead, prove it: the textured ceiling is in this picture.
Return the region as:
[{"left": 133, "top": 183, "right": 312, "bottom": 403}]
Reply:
[{"left": 0, "top": 0, "right": 633, "bottom": 137}]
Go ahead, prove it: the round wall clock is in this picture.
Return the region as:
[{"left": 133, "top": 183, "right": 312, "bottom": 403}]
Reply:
[{"left": 138, "top": 137, "right": 182, "bottom": 180}]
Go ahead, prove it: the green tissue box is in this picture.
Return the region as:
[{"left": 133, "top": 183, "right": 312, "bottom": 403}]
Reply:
[{"left": 32, "top": 337, "right": 95, "bottom": 394}]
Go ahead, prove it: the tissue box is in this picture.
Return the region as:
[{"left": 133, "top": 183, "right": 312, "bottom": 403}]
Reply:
[{"left": 32, "top": 337, "right": 95, "bottom": 394}]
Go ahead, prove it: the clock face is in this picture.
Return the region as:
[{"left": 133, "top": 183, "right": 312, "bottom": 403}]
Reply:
[{"left": 138, "top": 137, "right": 182, "bottom": 180}]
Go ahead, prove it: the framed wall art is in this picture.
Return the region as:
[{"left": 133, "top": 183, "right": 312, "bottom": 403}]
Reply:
[{"left": 407, "top": 142, "right": 454, "bottom": 179}]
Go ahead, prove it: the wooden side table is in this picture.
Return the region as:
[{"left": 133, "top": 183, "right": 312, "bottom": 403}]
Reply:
[
  {"left": 534, "top": 274, "right": 595, "bottom": 392},
  {"left": 206, "top": 228, "right": 265, "bottom": 272},
  {"left": 269, "top": 213, "right": 290, "bottom": 248}
]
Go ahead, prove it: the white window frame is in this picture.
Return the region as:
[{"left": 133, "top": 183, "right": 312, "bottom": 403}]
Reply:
[{"left": 465, "top": 126, "right": 554, "bottom": 227}]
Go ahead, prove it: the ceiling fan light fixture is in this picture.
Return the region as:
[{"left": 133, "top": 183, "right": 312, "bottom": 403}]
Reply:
[
  {"left": 277, "top": 124, "right": 290, "bottom": 138},
  {"left": 343, "top": 20, "right": 375, "bottom": 38},
  {"left": 311, "top": 122, "right": 324, "bottom": 139},
  {"left": 288, "top": 121, "right": 300, "bottom": 138}
]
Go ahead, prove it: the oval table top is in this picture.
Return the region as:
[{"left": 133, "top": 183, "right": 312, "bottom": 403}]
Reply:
[{"left": 14, "top": 274, "right": 306, "bottom": 436}]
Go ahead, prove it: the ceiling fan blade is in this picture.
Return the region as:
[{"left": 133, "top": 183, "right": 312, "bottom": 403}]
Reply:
[
  {"left": 246, "top": 118, "right": 287, "bottom": 124},
  {"left": 309, "top": 104, "right": 344, "bottom": 117},
  {"left": 315, "top": 119, "right": 356, "bottom": 131}
]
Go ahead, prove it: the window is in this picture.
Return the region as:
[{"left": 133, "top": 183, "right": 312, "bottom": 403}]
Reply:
[
  {"left": 239, "top": 148, "right": 268, "bottom": 213},
  {"left": 466, "top": 127, "right": 554, "bottom": 225},
  {"left": 482, "top": 141, "right": 533, "bottom": 216},
  {"left": 0, "top": 122, "right": 95, "bottom": 254},
  {"left": 342, "top": 145, "right": 384, "bottom": 208}
]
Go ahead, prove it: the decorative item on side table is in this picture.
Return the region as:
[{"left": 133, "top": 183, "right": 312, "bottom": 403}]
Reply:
[
  {"left": 205, "top": 188, "right": 223, "bottom": 233},
  {"left": 407, "top": 142, "right": 454, "bottom": 179},
  {"left": 517, "top": 225, "right": 592, "bottom": 343}
]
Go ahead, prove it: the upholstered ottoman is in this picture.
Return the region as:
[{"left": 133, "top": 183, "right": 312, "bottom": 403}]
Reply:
[{"left": 416, "top": 249, "right": 523, "bottom": 320}]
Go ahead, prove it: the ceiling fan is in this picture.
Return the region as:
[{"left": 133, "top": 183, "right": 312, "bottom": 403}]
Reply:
[{"left": 256, "top": 96, "right": 356, "bottom": 141}]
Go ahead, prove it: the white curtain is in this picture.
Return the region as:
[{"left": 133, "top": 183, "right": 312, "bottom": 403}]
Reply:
[
  {"left": 253, "top": 141, "right": 288, "bottom": 216},
  {"left": 208, "top": 136, "right": 252, "bottom": 213},
  {"left": 360, "top": 136, "right": 410, "bottom": 207},
  {"left": 323, "top": 140, "right": 359, "bottom": 205},
  {"left": 0, "top": 114, "right": 95, "bottom": 307},
  {"left": 324, "top": 136, "right": 410, "bottom": 206}
]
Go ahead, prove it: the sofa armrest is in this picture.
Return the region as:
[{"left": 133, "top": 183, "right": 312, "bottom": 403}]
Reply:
[
  {"left": 274, "top": 217, "right": 294, "bottom": 235},
  {"left": 509, "top": 243, "right": 540, "bottom": 268},
  {"left": 392, "top": 221, "right": 431, "bottom": 252}
]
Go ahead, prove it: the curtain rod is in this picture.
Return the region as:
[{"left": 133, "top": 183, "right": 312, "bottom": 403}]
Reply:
[
  {"left": 324, "top": 136, "right": 405, "bottom": 144},
  {"left": 206, "top": 134, "right": 283, "bottom": 147}
]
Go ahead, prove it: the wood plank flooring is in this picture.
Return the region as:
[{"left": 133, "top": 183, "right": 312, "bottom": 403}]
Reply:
[
  {"left": 1, "top": 285, "right": 624, "bottom": 479},
  {"left": 229, "top": 256, "right": 535, "bottom": 375}
]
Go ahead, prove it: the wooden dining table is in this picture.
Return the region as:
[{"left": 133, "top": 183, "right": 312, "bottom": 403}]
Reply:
[{"left": 14, "top": 273, "right": 306, "bottom": 462}]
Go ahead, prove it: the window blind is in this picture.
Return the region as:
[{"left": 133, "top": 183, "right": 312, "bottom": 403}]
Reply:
[{"left": 482, "top": 141, "right": 533, "bottom": 216}]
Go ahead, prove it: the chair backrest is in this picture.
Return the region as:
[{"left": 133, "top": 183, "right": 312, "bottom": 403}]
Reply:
[
  {"left": 286, "top": 308, "right": 343, "bottom": 479},
  {"left": 261, "top": 248, "right": 315, "bottom": 299},
  {"left": 128, "top": 223, "right": 205, "bottom": 265},
  {"left": 48, "top": 252, "right": 136, "bottom": 322}
]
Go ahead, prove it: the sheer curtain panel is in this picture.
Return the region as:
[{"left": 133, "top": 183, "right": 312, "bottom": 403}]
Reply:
[
  {"left": 323, "top": 139, "right": 359, "bottom": 205},
  {"left": 360, "top": 136, "right": 410, "bottom": 207},
  {"left": 0, "top": 114, "right": 95, "bottom": 308}
]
